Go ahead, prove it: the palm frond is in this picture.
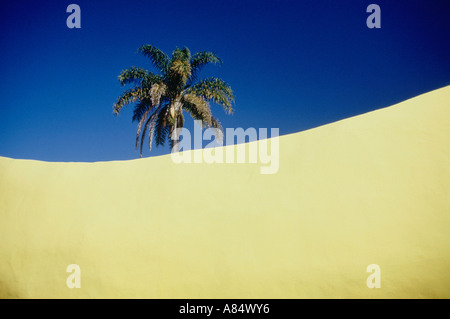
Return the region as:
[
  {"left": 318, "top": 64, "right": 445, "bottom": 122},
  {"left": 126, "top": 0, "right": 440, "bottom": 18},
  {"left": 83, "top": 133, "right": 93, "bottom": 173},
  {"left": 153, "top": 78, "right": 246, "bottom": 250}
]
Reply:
[
  {"left": 136, "top": 108, "right": 151, "bottom": 150},
  {"left": 142, "top": 73, "right": 164, "bottom": 87},
  {"left": 139, "top": 109, "right": 161, "bottom": 157},
  {"left": 147, "top": 110, "right": 160, "bottom": 152},
  {"left": 113, "top": 86, "right": 150, "bottom": 115},
  {"left": 118, "top": 67, "right": 149, "bottom": 86},
  {"left": 185, "top": 78, "right": 235, "bottom": 114},
  {"left": 132, "top": 100, "right": 151, "bottom": 122},
  {"left": 155, "top": 106, "right": 169, "bottom": 146},
  {"left": 191, "top": 51, "right": 222, "bottom": 70},
  {"left": 211, "top": 115, "right": 224, "bottom": 143},
  {"left": 138, "top": 45, "right": 170, "bottom": 74},
  {"left": 171, "top": 47, "right": 191, "bottom": 62},
  {"left": 211, "top": 115, "right": 222, "bottom": 130},
  {"left": 182, "top": 94, "right": 212, "bottom": 126},
  {"left": 169, "top": 59, "right": 191, "bottom": 79},
  {"left": 165, "top": 47, "right": 192, "bottom": 94},
  {"left": 139, "top": 114, "right": 151, "bottom": 158},
  {"left": 189, "top": 51, "right": 222, "bottom": 84},
  {"left": 150, "top": 82, "right": 167, "bottom": 106}
]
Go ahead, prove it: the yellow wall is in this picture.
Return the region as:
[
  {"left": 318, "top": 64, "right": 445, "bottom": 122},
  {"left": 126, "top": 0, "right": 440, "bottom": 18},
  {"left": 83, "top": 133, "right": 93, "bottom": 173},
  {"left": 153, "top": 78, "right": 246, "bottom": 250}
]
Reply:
[{"left": 1, "top": 86, "right": 449, "bottom": 298}]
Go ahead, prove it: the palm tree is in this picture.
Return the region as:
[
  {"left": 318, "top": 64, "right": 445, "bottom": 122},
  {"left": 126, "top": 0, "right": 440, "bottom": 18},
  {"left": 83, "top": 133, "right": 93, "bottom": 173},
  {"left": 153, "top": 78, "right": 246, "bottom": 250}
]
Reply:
[{"left": 113, "top": 45, "right": 235, "bottom": 156}]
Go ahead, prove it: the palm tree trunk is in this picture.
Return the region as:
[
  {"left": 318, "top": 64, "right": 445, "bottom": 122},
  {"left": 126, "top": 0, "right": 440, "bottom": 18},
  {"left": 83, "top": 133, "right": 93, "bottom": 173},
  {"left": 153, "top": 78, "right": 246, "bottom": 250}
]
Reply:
[
  {"left": 172, "top": 120, "right": 179, "bottom": 152},
  {"left": 170, "top": 100, "right": 182, "bottom": 152}
]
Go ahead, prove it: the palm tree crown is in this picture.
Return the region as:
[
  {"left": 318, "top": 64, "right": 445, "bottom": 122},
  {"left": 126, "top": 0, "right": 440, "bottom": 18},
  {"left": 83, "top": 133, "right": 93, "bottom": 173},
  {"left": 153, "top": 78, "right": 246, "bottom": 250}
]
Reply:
[{"left": 113, "top": 45, "right": 235, "bottom": 156}]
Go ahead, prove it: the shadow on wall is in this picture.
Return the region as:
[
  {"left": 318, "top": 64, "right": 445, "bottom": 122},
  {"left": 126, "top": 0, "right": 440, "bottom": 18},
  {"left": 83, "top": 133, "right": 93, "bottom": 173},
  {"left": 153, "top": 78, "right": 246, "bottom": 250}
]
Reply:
[{"left": 0, "top": 279, "right": 20, "bottom": 299}]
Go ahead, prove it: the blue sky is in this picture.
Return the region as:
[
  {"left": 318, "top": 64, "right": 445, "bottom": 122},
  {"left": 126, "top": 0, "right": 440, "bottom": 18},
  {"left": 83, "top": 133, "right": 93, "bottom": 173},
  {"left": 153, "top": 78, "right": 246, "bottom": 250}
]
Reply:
[{"left": 0, "top": 0, "right": 449, "bottom": 162}]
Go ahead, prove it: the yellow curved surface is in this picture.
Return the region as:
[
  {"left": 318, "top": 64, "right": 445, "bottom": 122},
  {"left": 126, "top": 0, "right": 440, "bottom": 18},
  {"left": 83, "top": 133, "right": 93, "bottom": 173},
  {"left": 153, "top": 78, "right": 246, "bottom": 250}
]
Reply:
[{"left": 1, "top": 86, "right": 449, "bottom": 298}]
